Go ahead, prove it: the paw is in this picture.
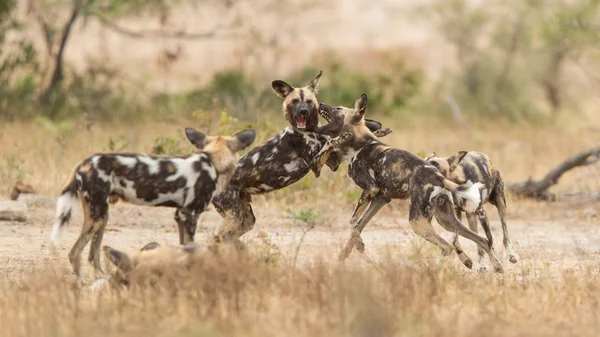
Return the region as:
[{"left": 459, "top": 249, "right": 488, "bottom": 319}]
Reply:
[
  {"left": 509, "top": 254, "right": 519, "bottom": 264},
  {"left": 477, "top": 265, "right": 488, "bottom": 273}
]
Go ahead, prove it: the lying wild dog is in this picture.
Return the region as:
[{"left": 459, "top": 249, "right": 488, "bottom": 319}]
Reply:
[
  {"left": 98, "top": 241, "right": 220, "bottom": 289},
  {"left": 313, "top": 94, "right": 504, "bottom": 272},
  {"left": 211, "top": 71, "right": 390, "bottom": 243},
  {"left": 50, "top": 127, "right": 256, "bottom": 281},
  {"left": 425, "top": 151, "right": 519, "bottom": 271}
]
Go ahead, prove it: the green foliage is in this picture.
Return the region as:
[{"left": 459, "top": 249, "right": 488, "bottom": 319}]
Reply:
[
  {"left": 151, "top": 135, "right": 191, "bottom": 156},
  {"left": 420, "top": 0, "right": 600, "bottom": 121},
  {"left": 284, "top": 207, "right": 321, "bottom": 226},
  {"left": 0, "top": 155, "right": 26, "bottom": 182},
  {"left": 292, "top": 60, "right": 423, "bottom": 116},
  {"left": 105, "top": 136, "right": 130, "bottom": 152}
]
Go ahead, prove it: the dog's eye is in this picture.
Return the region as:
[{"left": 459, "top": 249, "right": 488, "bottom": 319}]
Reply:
[
  {"left": 292, "top": 99, "right": 299, "bottom": 104},
  {"left": 431, "top": 161, "right": 439, "bottom": 167},
  {"left": 306, "top": 99, "right": 313, "bottom": 105}
]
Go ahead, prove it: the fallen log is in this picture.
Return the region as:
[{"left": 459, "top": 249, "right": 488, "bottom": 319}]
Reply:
[{"left": 508, "top": 146, "right": 600, "bottom": 200}]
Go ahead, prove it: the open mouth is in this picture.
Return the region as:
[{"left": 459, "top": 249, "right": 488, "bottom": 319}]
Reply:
[
  {"left": 296, "top": 115, "right": 307, "bottom": 129},
  {"left": 319, "top": 107, "right": 331, "bottom": 123}
]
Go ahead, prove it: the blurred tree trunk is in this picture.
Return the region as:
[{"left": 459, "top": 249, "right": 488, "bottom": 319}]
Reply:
[{"left": 39, "top": 0, "right": 80, "bottom": 106}]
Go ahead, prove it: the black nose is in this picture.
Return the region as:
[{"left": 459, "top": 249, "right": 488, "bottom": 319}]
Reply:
[{"left": 299, "top": 108, "right": 308, "bottom": 116}]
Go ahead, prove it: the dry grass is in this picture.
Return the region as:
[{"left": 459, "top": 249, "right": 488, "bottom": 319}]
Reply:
[{"left": 1, "top": 248, "right": 600, "bottom": 337}]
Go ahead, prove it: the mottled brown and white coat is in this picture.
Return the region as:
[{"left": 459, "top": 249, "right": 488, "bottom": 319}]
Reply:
[
  {"left": 313, "top": 94, "right": 505, "bottom": 273},
  {"left": 50, "top": 128, "right": 256, "bottom": 281},
  {"left": 211, "top": 72, "right": 389, "bottom": 242},
  {"left": 425, "top": 151, "right": 519, "bottom": 271}
]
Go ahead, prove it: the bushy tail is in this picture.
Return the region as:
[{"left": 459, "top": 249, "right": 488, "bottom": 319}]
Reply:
[
  {"left": 442, "top": 179, "right": 484, "bottom": 213},
  {"left": 50, "top": 167, "right": 80, "bottom": 248}
]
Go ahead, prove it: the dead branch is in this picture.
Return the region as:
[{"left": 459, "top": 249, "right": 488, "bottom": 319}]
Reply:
[
  {"left": 39, "top": 0, "right": 81, "bottom": 104},
  {"left": 95, "top": 15, "right": 239, "bottom": 40},
  {"left": 508, "top": 146, "right": 600, "bottom": 200}
]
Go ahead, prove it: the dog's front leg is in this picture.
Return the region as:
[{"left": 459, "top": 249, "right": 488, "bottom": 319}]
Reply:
[
  {"left": 349, "top": 189, "right": 378, "bottom": 225},
  {"left": 339, "top": 195, "right": 389, "bottom": 261}
]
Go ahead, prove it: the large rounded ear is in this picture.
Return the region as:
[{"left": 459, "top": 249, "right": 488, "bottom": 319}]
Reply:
[
  {"left": 140, "top": 242, "right": 161, "bottom": 251},
  {"left": 228, "top": 129, "right": 256, "bottom": 152},
  {"left": 448, "top": 151, "right": 468, "bottom": 170},
  {"left": 364, "top": 119, "right": 382, "bottom": 132},
  {"left": 307, "top": 70, "right": 323, "bottom": 94},
  {"left": 271, "top": 80, "right": 295, "bottom": 99},
  {"left": 351, "top": 93, "right": 368, "bottom": 124},
  {"left": 103, "top": 246, "right": 132, "bottom": 273},
  {"left": 185, "top": 128, "right": 207, "bottom": 149}
]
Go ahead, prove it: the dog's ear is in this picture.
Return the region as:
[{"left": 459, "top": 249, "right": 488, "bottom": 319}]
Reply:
[
  {"left": 448, "top": 151, "right": 468, "bottom": 170},
  {"left": 307, "top": 70, "right": 323, "bottom": 94},
  {"left": 372, "top": 128, "right": 393, "bottom": 138},
  {"left": 228, "top": 129, "right": 256, "bottom": 152},
  {"left": 140, "top": 242, "right": 161, "bottom": 252},
  {"left": 424, "top": 152, "right": 437, "bottom": 161},
  {"left": 364, "top": 119, "right": 382, "bottom": 132},
  {"left": 185, "top": 128, "right": 207, "bottom": 149},
  {"left": 272, "top": 80, "right": 295, "bottom": 99},
  {"left": 103, "top": 246, "right": 132, "bottom": 273},
  {"left": 351, "top": 93, "right": 368, "bottom": 124}
]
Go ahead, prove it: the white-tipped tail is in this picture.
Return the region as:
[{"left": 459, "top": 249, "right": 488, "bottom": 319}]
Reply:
[
  {"left": 455, "top": 182, "right": 484, "bottom": 213},
  {"left": 50, "top": 192, "right": 77, "bottom": 248}
]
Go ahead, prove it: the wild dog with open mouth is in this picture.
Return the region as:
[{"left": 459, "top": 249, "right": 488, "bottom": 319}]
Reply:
[
  {"left": 425, "top": 151, "right": 519, "bottom": 271},
  {"left": 50, "top": 128, "right": 256, "bottom": 281},
  {"left": 313, "top": 94, "right": 504, "bottom": 272},
  {"left": 211, "top": 72, "right": 390, "bottom": 243}
]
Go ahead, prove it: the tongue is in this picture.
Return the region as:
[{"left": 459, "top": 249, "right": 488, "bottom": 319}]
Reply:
[{"left": 297, "top": 116, "right": 307, "bottom": 129}]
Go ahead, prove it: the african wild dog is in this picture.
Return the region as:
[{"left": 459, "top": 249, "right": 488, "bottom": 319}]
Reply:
[
  {"left": 97, "top": 240, "right": 245, "bottom": 290},
  {"left": 50, "top": 127, "right": 256, "bottom": 281},
  {"left": 425, "top": 151, "right": 519, "bottom": 271},
  {"left": 313, "top": 94, "right": 505, "bottom": 272},
  {"left": 210, "top": 72, "right": 390, "bottom": 243}
]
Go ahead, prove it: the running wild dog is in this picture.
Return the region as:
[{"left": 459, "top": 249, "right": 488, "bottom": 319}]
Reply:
[
  {"left": 313, "top": 94, "right": 504, "bottom": 272},
  {"left": 50, "top": 127, "right": 256, "bottom": 281},
  {"left": 211, "top": 72, "right": 389, "bottom": 243},
  {"left": 425, "top": 151, "right": 519, "bottom": 271}
]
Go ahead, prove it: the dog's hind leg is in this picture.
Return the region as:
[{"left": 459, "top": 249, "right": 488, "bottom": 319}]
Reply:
[
  {"left": 213, "top": 189, "right": 253, "bottom": 243},
  {"left": 339, "top": 195, "right": 389, "bottom": 261},
  {"left": 432, "top": 195, "right": 504, "bottom": 273},
  {"left": 70, "top": 199, "right": 107, "bottom": 282},
  {"left": 490, "top": 174, "right": 519, "bottom": 263},
  {"left": 466, "top": 212, "right": 487, "bottom": 272},
  {"left": 88, "top": 211, "right": 109, "bottom": 278}
]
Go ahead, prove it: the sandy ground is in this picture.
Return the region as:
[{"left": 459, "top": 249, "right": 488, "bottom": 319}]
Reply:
[{"left": 2, "top": 198, "right": 599, "bottom": 283}]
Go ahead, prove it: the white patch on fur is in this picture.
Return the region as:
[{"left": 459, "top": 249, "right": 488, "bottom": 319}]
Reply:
[
  {"left": 368, "top": 169, "right": 375, "bottom": 180},
  {"left": 455, "top": 182, "right": 484, "bottom": 213},
  {"left": 284, "top": 159, "right": 303, "bottom": 173},
  {"left": 247, "top": 187, "right": 261, "bottom": 193},
  {"left": 112, "top": 155, "right": 212, "bottom": 207},
  {"left": 251, "top": 153, "right": 260, "bottom": 164},
  {"left": 138, "top": 154, "right": 160, "bottom": 175},
  {"left": 50, "top": 190, "right": 78, "bottom": 247},
  {"left": 117, "top": 156, "right": 137, "bottom": 168},
  {"left": 259, "top": 184, "right": 272, "bottom": 191},
  {"left": 430, "top": 186, "right": 454, "bottom": 203},
  {"left": 302, "top": 133, "right": 321, "bottom": 153},
  {"left": 343, "top": 148, "right": 361, "bottom": 164},
  {"left": 90, "top": 156, "right": 111, "bottom": 182},
  {"left": 280, "top": 176, "right": 291, "bottom": 184},
  {"left": 89, "top": 277, "right": 109, "bottom": 292},
  {"left": 272, "top": 147, "right": 278, "bottom": 154}
]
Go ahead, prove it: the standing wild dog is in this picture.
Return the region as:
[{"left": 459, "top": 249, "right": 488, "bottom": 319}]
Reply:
[
  {"left": 50, "top": 128, "right": 256, "bottom": 281},
  {"left": 313, "top": 94, "right": 504, "bottom": 272},
  {"left": 211, "top": 72, "right": 390, "bottom": 243},
  {"left": 425, "top": 151, "right": 519, "bottom": 271}
]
